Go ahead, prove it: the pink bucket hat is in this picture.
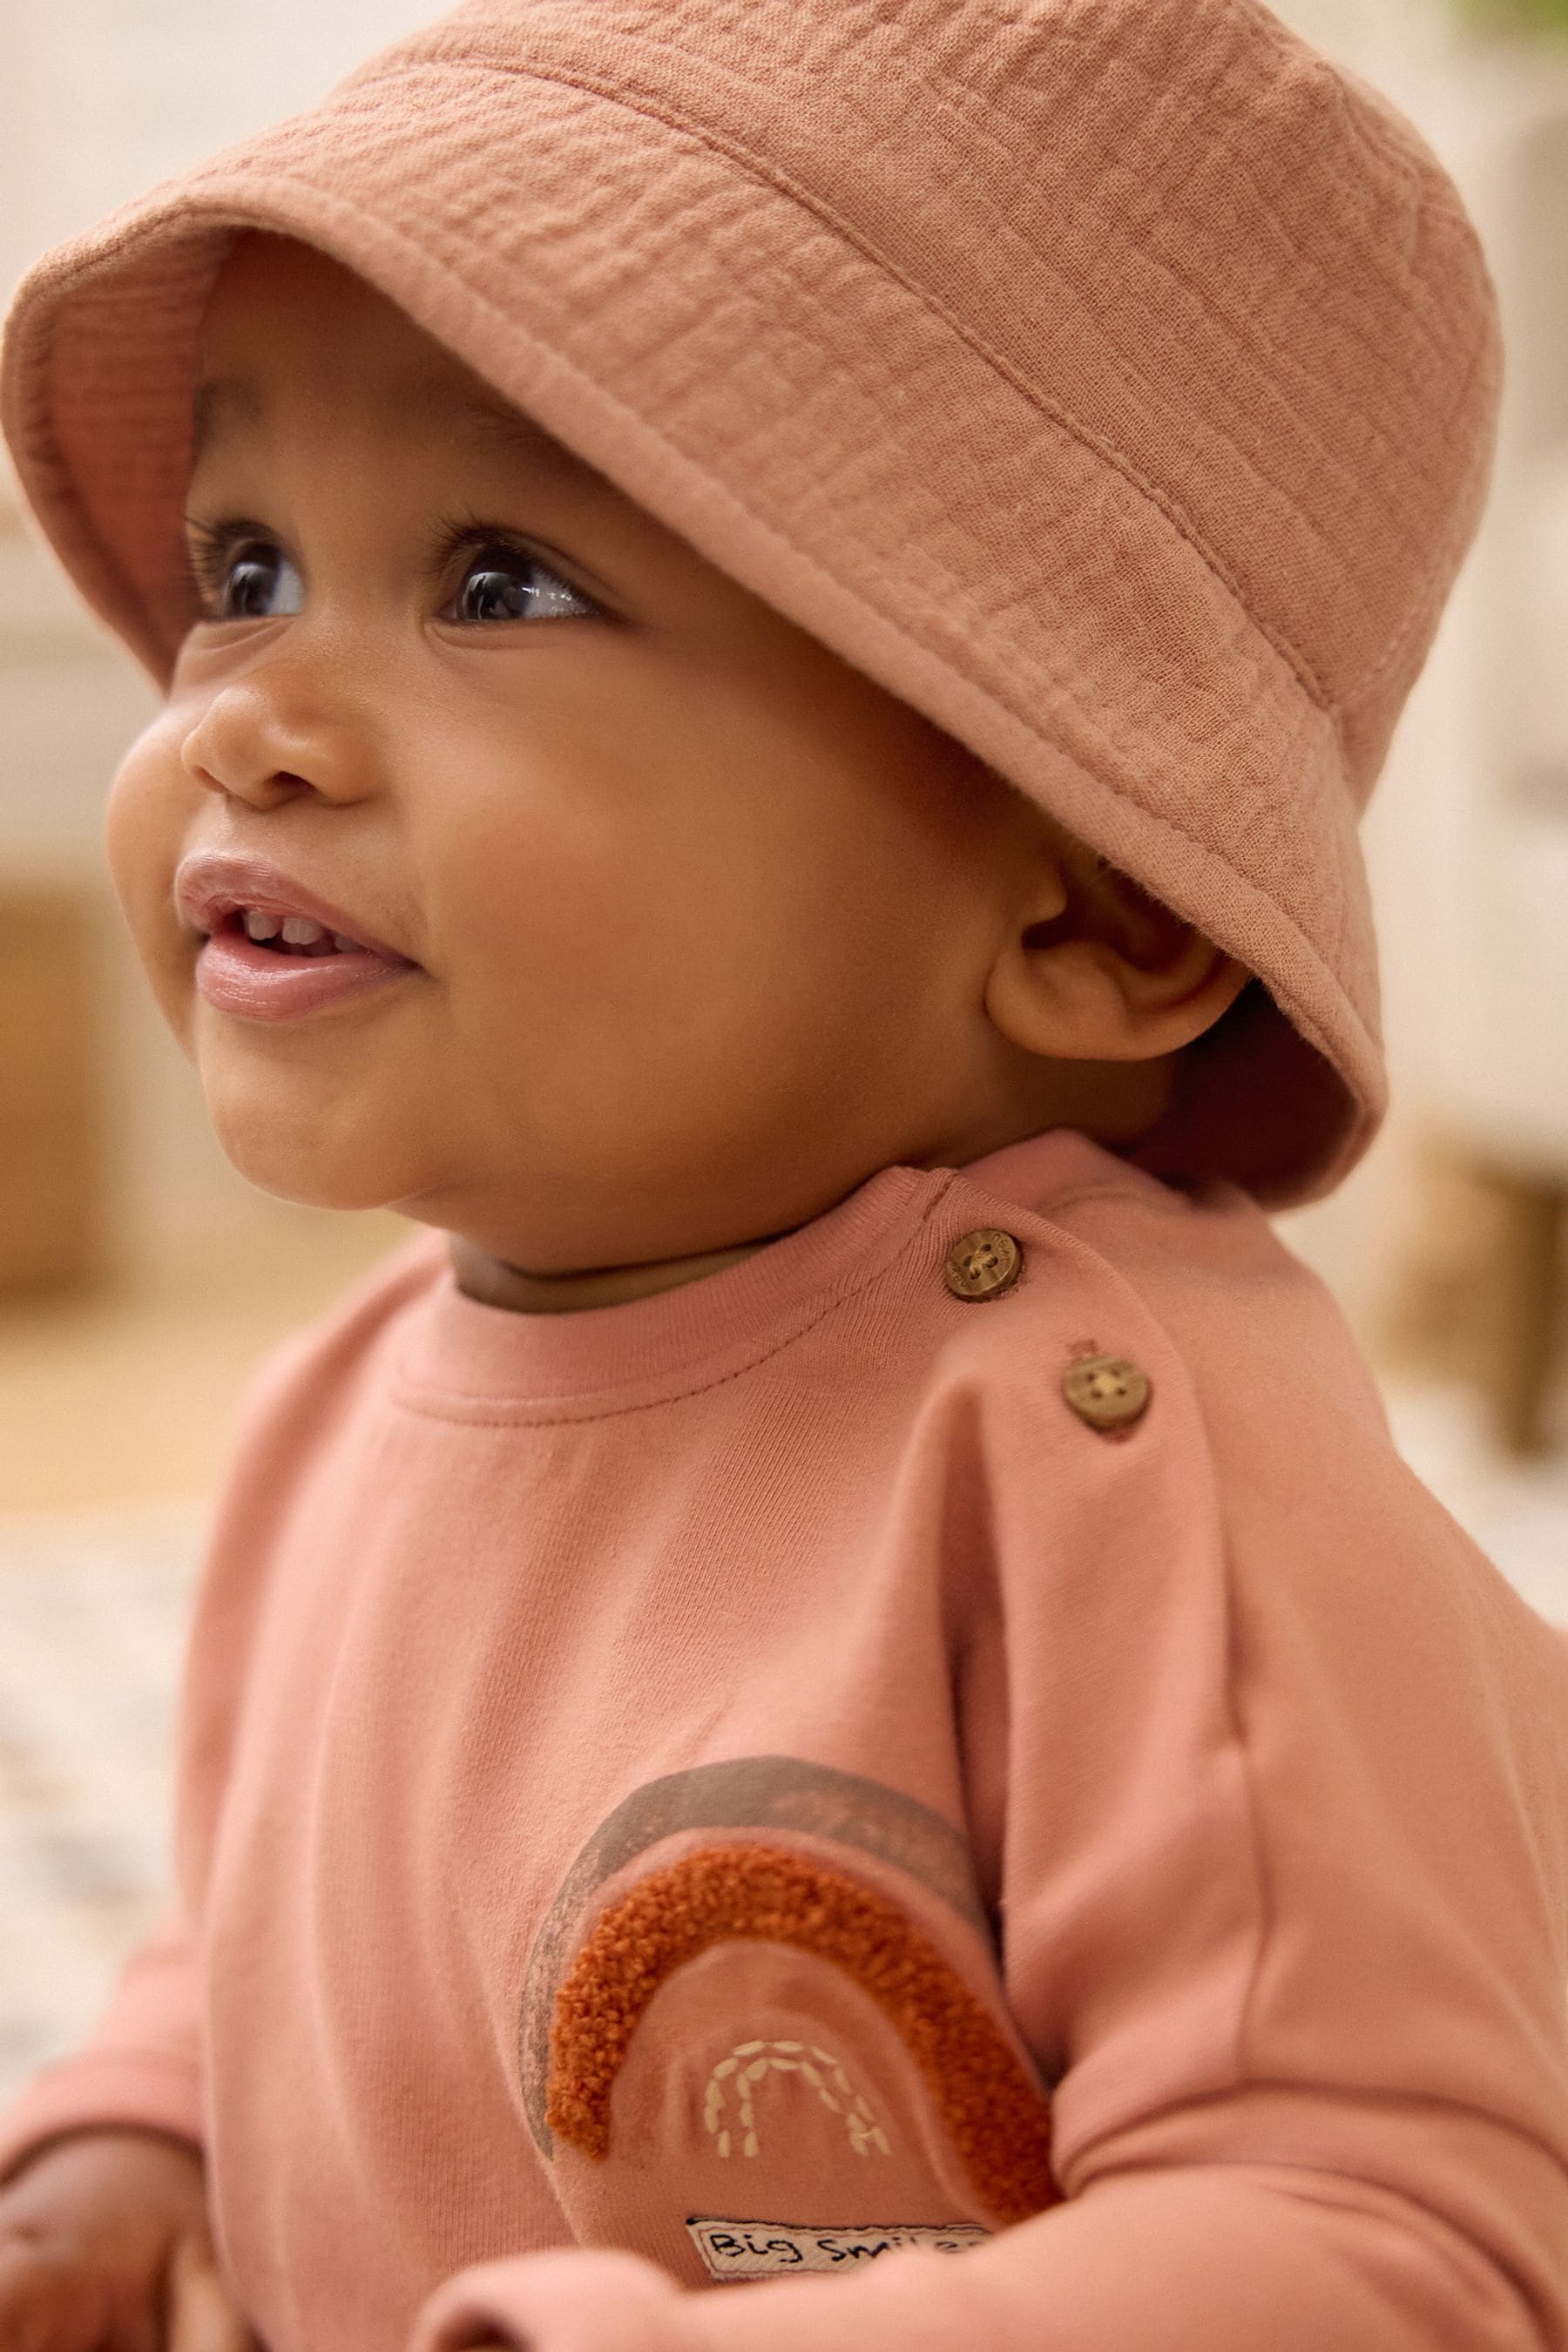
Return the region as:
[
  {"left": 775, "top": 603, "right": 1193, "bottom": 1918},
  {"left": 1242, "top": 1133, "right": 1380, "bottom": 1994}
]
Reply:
[{"left": 0, "top": 0, "right": 1503, "bottom": 1205}]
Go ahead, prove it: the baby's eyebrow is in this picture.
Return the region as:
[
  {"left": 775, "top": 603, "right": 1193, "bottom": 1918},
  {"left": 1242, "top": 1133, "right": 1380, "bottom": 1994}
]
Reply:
[
  {"left": 453, "top": 388, "right": 599, "bottom": 482},
  {"left": 191, "top": 366, "right": 590, "bottom": 482},
  {"left": 190, "top": 377, "right": 263, "bottom": 464}
]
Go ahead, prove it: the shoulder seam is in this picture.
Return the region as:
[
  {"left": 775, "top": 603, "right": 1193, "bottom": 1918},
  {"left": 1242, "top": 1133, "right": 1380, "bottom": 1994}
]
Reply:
[{"left": 1004, "top": 1205, "right": 1274, "bottom": 2100}]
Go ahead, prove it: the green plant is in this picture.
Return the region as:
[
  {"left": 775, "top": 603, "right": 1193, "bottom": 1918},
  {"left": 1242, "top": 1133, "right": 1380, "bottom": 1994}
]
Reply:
[{"left": 1452, "top": 0, "right": 1568, "bottom": 33}]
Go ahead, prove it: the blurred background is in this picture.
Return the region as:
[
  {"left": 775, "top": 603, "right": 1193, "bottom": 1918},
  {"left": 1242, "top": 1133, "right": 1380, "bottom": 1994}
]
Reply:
[{"left": 0, "top": 0, "right": 1565, "bottom": 2101}]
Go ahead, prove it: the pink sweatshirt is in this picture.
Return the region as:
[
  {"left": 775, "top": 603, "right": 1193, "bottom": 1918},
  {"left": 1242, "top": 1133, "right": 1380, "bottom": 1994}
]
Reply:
[{"left": 4, "top": 1126, "right": 1568, "bottom": 2352}]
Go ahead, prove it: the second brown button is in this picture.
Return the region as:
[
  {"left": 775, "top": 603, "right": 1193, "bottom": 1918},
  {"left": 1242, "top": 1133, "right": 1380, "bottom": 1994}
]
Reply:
[
  {"left": 943, "top": 1228, "right": 1023, "bottom": 1301},
  {"left": 1062, "top": 1354, "right": 1152, "bottom": 1431}
]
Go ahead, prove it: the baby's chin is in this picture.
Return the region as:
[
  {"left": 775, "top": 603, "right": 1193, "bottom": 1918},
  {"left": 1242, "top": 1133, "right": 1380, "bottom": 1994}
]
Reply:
[
  {"left": 198, "top": 1066, "right": 417, "bottom": 1216},
  {"left": 215, "top": 1137, "right": 402, "bottom": 1217}
]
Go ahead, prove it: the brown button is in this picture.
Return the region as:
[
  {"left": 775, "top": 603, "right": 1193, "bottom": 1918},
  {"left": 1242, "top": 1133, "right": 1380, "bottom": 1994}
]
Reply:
[
  {"left": 1062, "top": 1354, "right": 1151, "bottom": 1431},
  {"left": 943, "top": 1227, "right": 1024, "bottom": 1301}
]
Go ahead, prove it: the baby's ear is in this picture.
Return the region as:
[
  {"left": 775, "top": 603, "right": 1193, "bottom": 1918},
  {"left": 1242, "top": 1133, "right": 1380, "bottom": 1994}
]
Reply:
[{"left": 983, "top": 837, "right": 1250, "bottom": 1064}]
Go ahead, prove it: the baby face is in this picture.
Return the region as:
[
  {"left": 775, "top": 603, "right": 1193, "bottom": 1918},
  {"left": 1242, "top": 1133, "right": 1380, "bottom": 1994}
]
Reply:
[{"left": 107, "top": 234, "right": 1058, "bottom": 1282}]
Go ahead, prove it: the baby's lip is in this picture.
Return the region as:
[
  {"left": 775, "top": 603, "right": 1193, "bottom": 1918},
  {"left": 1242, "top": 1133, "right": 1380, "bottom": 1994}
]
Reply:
[{"left": 173, "top": 849, "right": 417, "bottom": 964}]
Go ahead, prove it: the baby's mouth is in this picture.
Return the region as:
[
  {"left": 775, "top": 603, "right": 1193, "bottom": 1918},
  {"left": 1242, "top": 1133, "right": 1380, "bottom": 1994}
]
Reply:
[
  {"left": 191, "top": 902, "right": 417, "bottom": 1023},
  {"left": 222, "top": 908, "right": 368, "bottom": 956}
]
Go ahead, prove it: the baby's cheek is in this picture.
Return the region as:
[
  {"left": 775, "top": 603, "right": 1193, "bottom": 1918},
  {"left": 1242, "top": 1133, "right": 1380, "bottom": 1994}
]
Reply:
[{"left": 105, "top": 713, "right": 202, "bottom": 1034}]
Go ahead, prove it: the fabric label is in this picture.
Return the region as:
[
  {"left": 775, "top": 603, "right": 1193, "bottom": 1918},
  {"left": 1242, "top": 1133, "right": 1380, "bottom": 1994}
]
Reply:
[{"left": 686, "top": 2216, "right": 990, "bottom": 2280}]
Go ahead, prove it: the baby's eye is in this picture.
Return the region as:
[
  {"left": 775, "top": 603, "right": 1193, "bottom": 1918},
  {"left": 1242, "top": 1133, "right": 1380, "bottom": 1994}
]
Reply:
[
  {"left": 199, "top": 538, "right": 306, "bottom": 622},
  {"left": 445, "top": 544, "right": 598, "bottom": 626}
]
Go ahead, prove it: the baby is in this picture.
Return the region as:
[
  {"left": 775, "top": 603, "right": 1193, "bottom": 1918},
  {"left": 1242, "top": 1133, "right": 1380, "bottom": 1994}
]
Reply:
[{"left": 3, "top": 2, "right": 1568, "bottom": 2349}]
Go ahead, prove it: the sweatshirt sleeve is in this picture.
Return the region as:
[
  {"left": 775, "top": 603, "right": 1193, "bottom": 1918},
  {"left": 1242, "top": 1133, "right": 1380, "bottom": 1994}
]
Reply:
[
  {"left": 0, "top": 1230, "right": 445, "bottom": 2193},
  {"left": 0, "top": 1904, "right": 204, "bottom": 2184},
  {"left": 407, "top": 1190, "right": 1568, "bottom": 2352}
]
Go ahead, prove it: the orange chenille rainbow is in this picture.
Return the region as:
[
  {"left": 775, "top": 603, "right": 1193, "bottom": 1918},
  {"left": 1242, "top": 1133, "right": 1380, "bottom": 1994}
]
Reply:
[{"left": 545, "top": 1843, "right": 1058, "bottom": 2227}]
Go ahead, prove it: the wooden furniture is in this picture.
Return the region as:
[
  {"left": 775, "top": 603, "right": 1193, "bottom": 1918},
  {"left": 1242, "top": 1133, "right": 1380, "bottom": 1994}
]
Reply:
[{"left": 0, "top": 884, "right": 103, "bottom": 1295}]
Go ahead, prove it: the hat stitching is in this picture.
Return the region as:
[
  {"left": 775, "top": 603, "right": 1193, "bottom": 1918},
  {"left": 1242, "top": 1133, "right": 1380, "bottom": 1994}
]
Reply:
[
  {"left": 6, "top": 338, "right": 156, "bottom": 666},
  {"left": 14, "top": 183, "right": 1321, "bottom": 841},
  {"left": 0, "top": 229, "right": 233, "bottom": 672},
  {"left": 524, "top": 0, "right": 1197, "bottom": 203},
  {"left": 1062, "top": 593, "right": 1354, "bottom": 967},
  {"left": 1301, "top": 74, "right": 1501, "bottom": 705},
  {"left": 440, "top": 0, "right": 1282, "bottom": 179},
  {"left": 360, "top": 54, "right": 1340, "bottom": 716},
  {"left": 18, "top": 52, "right": 1444, "bottom": 794},
  {"left": 527, "top": 39, "right": 1492, "bottom": 722},
  {"left": 544, "top": 10, "right": 1482, "bottom": 443},
  {"left": 1337, "top": 314, "right": 1498, "bottom": 707}
]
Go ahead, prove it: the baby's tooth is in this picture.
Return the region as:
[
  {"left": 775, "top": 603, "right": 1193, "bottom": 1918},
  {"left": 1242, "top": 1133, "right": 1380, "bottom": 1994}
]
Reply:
[
  {"left": 280, "top": 915, "right": 327, "bottom": 946},
  {"left": 330, "top": 933, "right": 358, "bottom": 954},
  {"left": 243, "top": 909, "right": 282, "bottom": 941}
]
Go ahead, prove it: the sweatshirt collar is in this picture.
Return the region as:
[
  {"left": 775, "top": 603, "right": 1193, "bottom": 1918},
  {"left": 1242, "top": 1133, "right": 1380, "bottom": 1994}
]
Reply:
[{"left": 392, "top": 1125, "right": 1125, "bottom": 1413}]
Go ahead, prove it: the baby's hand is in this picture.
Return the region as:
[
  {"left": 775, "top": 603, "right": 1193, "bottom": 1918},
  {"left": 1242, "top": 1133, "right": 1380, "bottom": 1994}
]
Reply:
[{"left": 0, "top": 2127, "right": 253, "bottom": 2352}]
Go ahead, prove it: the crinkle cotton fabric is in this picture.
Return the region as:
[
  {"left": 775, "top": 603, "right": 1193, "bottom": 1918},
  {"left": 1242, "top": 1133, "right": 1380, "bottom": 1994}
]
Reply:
[{"left": 0, "top": 0, "right": 1504, "bottom": 1204}]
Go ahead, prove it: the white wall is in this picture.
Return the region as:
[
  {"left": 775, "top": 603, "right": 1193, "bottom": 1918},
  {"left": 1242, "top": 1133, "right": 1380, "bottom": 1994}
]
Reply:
[{"left": 1, "top": 0, "right": 443, "bottom": 308}]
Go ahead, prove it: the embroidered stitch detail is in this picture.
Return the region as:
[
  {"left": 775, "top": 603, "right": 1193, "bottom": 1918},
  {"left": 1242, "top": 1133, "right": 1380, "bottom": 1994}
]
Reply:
[
  {"left": 517, "top": 1755, "right": 996, "bottom": 2159},
  {"left": 544, "top": 1842, "right": 1058, "bottom": 2225},
  {"left": 686, "top": 2215, "right": 990, "bottom": 2280},
  {"left": 701, "top": 2038, "right": 892, "bottom": 2160}
]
